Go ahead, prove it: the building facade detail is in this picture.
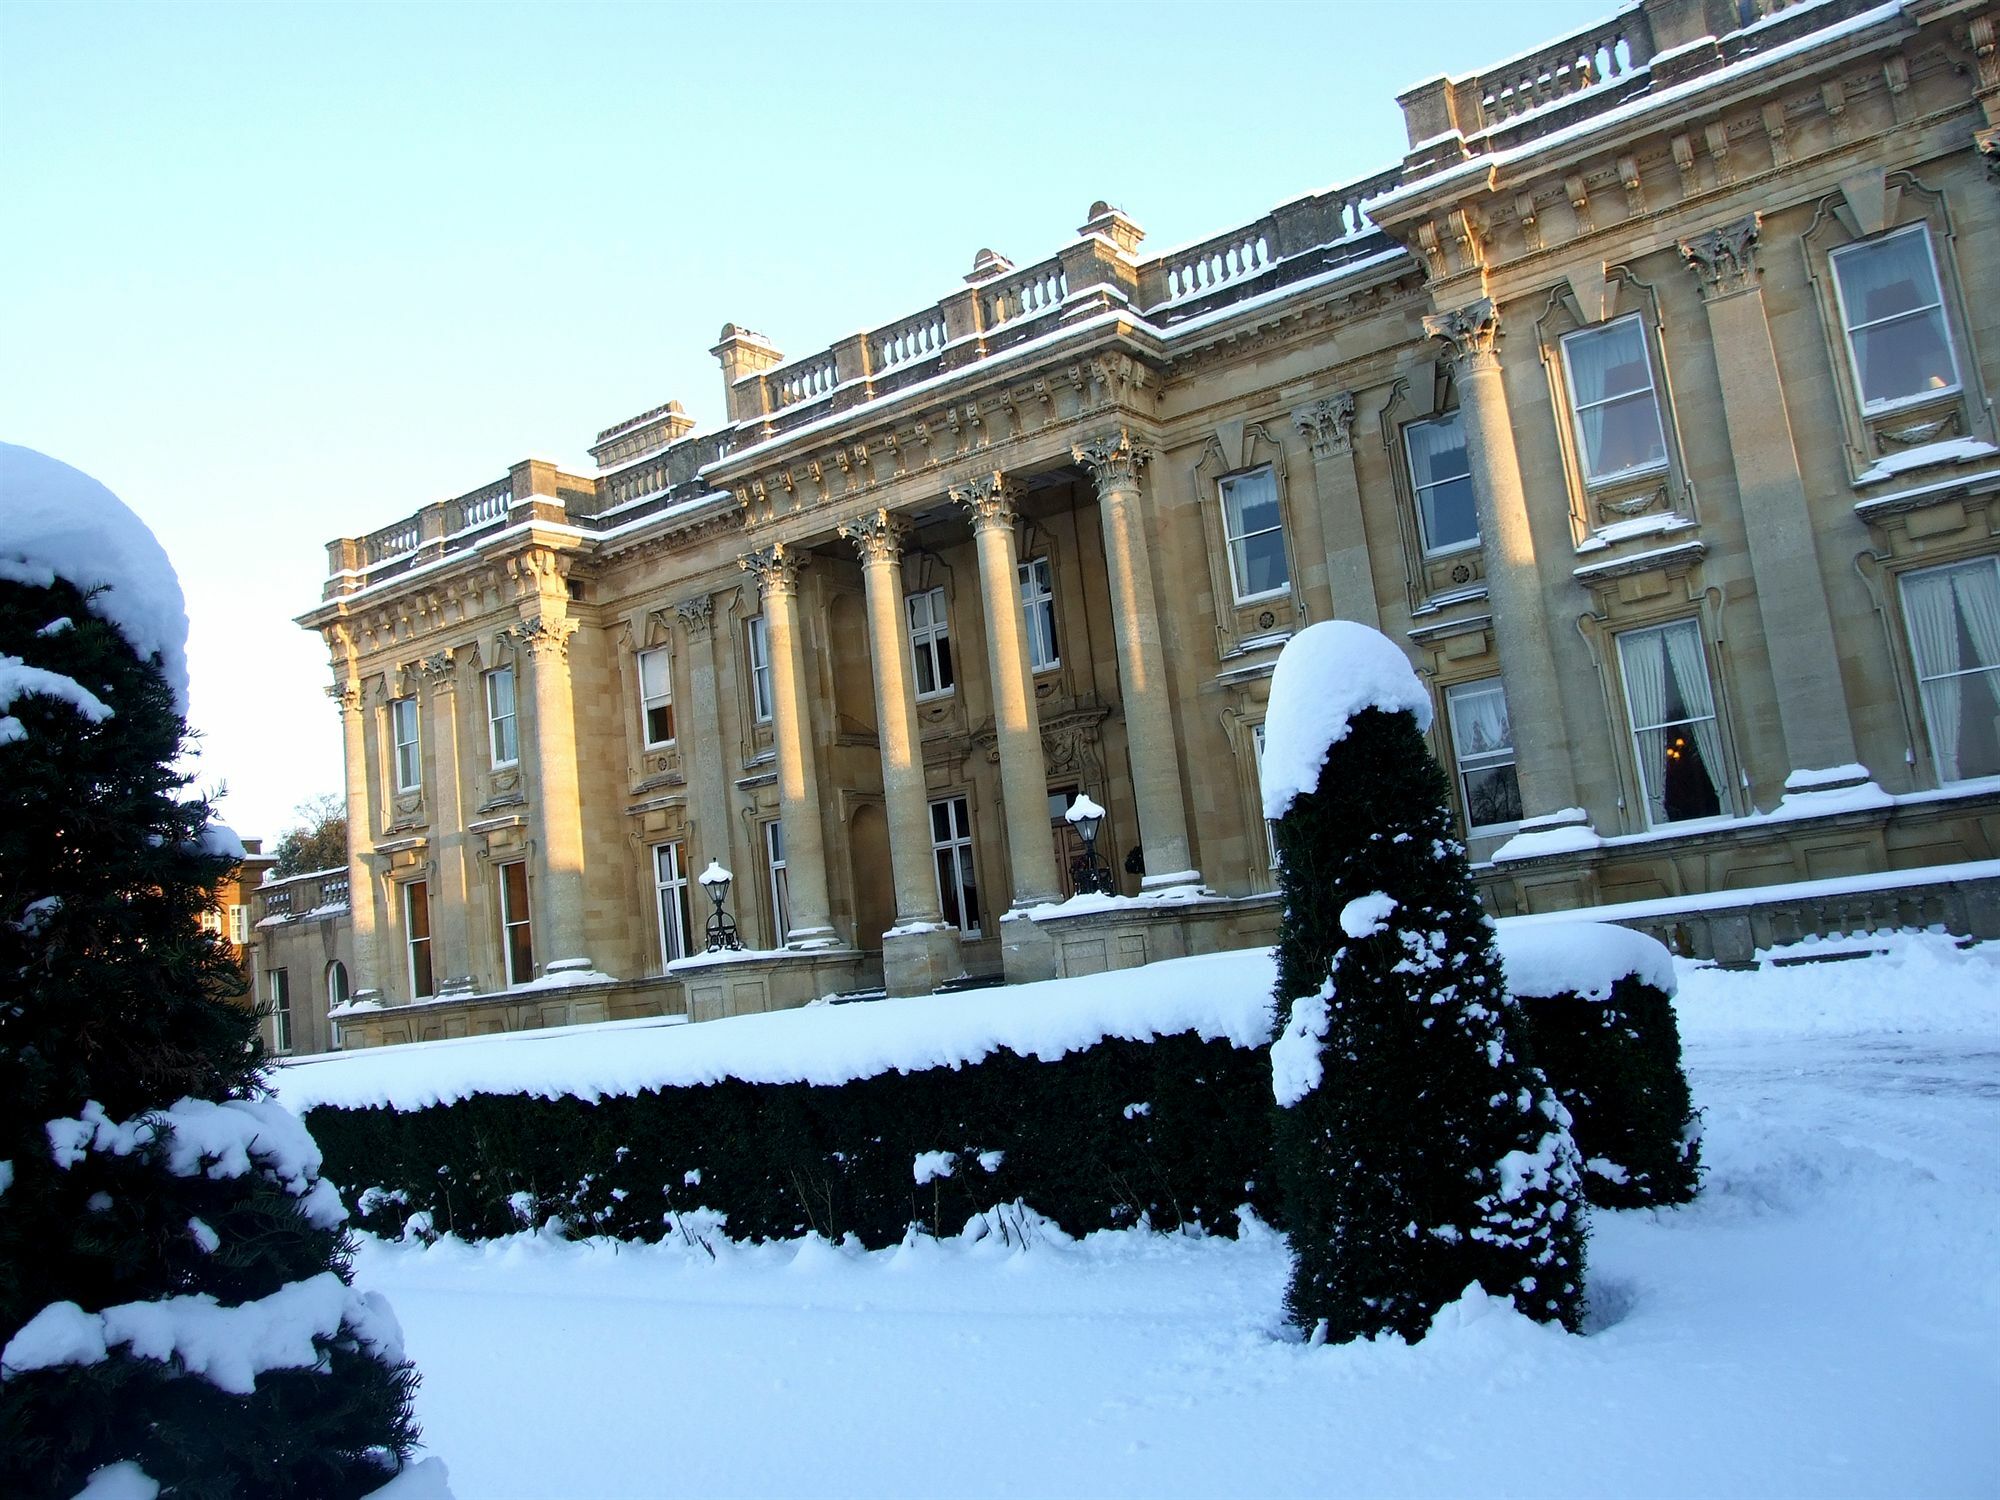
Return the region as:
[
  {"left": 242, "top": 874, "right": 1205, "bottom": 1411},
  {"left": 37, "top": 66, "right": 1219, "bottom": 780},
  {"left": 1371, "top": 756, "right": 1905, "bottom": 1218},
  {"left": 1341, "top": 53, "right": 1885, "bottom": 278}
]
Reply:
[{"left": 287, "top": 0, "right": 2000, "bottom": 1047}]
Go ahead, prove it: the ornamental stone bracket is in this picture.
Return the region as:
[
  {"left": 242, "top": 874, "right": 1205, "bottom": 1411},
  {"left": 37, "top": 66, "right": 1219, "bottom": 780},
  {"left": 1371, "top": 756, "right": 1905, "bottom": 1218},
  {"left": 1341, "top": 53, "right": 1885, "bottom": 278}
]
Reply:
[
  {"left": 1292, "top": 393, "right": 1356, "bottom": 459},
  {"left": 1422, "top": 298, "right": 1501, "bottom": 371},
  {"left": 1070, "top": 429, "right": 1152, "bottom": 492},
  {"left": 947, "top": 471, "right": 1022, "bottom": 531},
  {"left": 738, "top": 540, "right": 809, "bottom": 596},
  {"left": 1679, "top": 214, "right": 1763, "bottom": 298}
]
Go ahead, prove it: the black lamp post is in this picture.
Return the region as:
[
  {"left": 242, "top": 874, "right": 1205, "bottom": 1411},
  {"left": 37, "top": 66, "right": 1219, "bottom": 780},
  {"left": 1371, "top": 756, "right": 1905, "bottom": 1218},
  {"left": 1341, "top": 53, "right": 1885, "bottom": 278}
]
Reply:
[
  {"left": 698, "top": 860, "right": 742, "bottom": 952},
  {"left": 1065, "top": 794, "right": 1114, "bottom": 897}
]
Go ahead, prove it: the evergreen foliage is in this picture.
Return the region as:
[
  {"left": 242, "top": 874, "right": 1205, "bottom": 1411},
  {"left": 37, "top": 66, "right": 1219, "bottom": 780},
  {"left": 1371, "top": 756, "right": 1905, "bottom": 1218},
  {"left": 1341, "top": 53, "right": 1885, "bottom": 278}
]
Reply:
[
  {"left": 1516, "top": 976, "right": 1701, "bottom": 1208},
  {"left": 306, "top": 1032, "right": 1273, "bottom": 1249},
  {"left": 0, "top": 575, "right": 419, "bottom": 1499},
  {"left": 1268, "top": 704, "right": 1589, "bottom": 1343}
]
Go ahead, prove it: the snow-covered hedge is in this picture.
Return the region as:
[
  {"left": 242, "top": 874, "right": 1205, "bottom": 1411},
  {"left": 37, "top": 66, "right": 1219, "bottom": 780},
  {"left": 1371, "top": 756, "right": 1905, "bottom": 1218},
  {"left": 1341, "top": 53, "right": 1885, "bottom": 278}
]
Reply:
[{"left": 291, "top": 929, "right": 1695, "bottom": 1250}]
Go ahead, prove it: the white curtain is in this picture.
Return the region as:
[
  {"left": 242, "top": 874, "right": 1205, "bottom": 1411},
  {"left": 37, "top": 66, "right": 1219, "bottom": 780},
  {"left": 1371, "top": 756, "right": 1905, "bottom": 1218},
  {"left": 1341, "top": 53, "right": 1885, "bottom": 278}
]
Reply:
[
  {"left": 1621, "top": 630, "right": 1671, "bottom": 822},
  {"left": 1451, "top": 686, "right": 1510, "bottom": 757},
  {"left": 1952, "top": 565, "right": 2000, "bottom": 676},
  {"left": 1565, "top": 320, "right": 1664, "bottom": 480},
  {"left": 1904, "top": 569, "right": 1963, "bottom": 781},
  {"left": 1662, "top": 623, "right": 1726, "bottom": 808},
  {"left": 1835, "top": 232, "right": 1954, "bottom": 407}
]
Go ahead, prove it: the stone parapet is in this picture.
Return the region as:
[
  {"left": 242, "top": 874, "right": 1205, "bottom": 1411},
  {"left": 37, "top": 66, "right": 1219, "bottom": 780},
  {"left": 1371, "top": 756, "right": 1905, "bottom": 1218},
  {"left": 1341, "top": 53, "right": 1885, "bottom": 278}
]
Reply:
[
  {"left": 331, "top": 975, "right": 683, "bottom": 1049},
  {"left": 666, "top": 948, "right": 869, "bottom": 1024}
]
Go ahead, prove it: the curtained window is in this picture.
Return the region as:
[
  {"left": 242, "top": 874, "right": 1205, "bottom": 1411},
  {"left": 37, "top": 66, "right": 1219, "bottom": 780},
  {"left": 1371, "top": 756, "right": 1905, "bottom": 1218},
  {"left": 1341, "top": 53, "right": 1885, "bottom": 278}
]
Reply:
[
  {"left": 1220, "top": 467, "right": 1289, "bottom": 602},
  {"left": 1618, "top": 621, "right": 1727, "bottom": 825},
  {"left": 637, "top": 648, "right": 675, "bottom": 747},
  {"left": 1405, "top": 413, "right": 1478, "bottom": 554},
  {"left": 1902, "top": 558, "right": 2000, "bottom": 784},
  {"left": 907, "top": 586, "right": 955, "bottom": 699},
  {"left": 485, "top": 666, "right": 518, "bottom": 767},
  {"left": 1830, "top": 226, "right": 1960, "bottom": 413},
  {"left": 1561, "top": 316, "right": 1669, "bottom": 485},
  {"left": 1446, "top": 680, "right": 1523, "bottom": 831}
]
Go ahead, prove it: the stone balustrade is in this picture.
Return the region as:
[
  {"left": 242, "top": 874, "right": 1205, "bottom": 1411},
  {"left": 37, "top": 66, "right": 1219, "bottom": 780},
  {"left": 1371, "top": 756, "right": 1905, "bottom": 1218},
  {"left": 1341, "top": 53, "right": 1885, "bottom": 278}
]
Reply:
[
  {"left": 445, "top": 477, "right": 513, "bottom": 535},
  {"left": 870, "top": 307, "right": 948, "bottom": 371},
  {"left": 256, "top": 867, "right": 351, "bottom": 925},
  {"left": 1472, "top": 9, "right": 1651, "bottom": 128}
]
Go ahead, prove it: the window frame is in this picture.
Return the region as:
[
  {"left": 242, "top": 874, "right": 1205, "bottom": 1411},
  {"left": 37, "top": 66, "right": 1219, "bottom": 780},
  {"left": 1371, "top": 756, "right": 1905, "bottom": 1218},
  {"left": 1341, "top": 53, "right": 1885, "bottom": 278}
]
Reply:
[
  {"left": 1443, "top": 678, "right": 1524, "bottom": 835},
  {"left": 906, "top": 585, "right": 956, "bottom": 701},
  {"left": 1249, "top": 723, "right": 1277, "bottom": 873},
  {"left": 1558, "top": 314, "right": 1672, "bottom": 489},
  {"left": 484, "top": 665, "right": 519, "bottom": 768},
  {"left": 403, "top": 879, "right": 434, "bottom": 999},
  {"left": 1615, "top": 619, "right": 1730, "bottom": 830},
  {"left": 391, "top": 696, "right": 422, "bottom": 793},
  {"left": 929, "top": 794, "right": 981, "bottom": 938},
  {"left": 1403, "top": 410, "right": 1480, "bottom": 558},
  {"left": 653, "top": 842, "right": 692, "bottom": 966},
  {"left": 228, "top": 904, "right": 248, "bottom": 945},
  {"left": 637, "top": 646, "right": 676, "bottom": 749},
  {"left": 326, "top": 960, "right": 350, "bottom": 1010},
  {"left": 1217, "top": 465, "right": 1291, "bottom": 605},
  {"left": 746, "top": 615, "right": 774, "bottom": 725},
  {"left": 1899, "top": 555, "right": 2000, "bottom": 786},
  {"left": 1019, "top": 557, "right": 1060, "bottom": 673},
  {"left": 764, "top": 819, "right": 790, "bottom": 948},
  {"left": 1829, "top": 223, "right": 1963, "bottom": 418},
  {"left": 498, "top": 860, "right": 534, "bottom": 986},
  {"left": 268, "top": 967, "right": 292, "bottom": 1054}
]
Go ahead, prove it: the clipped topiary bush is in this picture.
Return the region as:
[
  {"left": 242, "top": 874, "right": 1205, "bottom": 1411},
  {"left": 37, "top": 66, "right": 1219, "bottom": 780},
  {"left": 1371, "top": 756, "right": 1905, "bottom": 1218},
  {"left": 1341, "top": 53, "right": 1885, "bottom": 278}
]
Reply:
[
  {"left": 1261, "top": 621, "right": 1588, "bottom": 1343},
  {"left": 1501, "top": 923, "right": 1700, "bottom": 1208}
]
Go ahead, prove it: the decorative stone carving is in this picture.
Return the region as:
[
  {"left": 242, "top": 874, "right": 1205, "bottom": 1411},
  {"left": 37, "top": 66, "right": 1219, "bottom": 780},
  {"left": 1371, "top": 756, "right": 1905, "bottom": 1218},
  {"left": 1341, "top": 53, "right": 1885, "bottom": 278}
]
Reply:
[
  {"left": 1979, "top": 125, "right": 2000, "bottom": 186},
  {"left": 738, "top": 541, "right": 807, "bottom": 596},
  {"left": 509, "top": 615, "right": 576, "bottom": 660},
  {"left": 1070, "top": 430, "right": 1151, "bottom": 493},
  {"left": 326, "top": 682, "right": 360, "bottom": 715},
  {"left": 1423, "top": 298, "right": 1501, "bottom": 371},
  {"left": 674, "top": 593, "right": 715, "bottom": 639},
  {"left": 418, "top": 649, "right": 458, "bottom": 689},
  {"left": 1292, "top": 394, "right": 1356, "bottom": 459},
  {"left": 947, "top": 471, "right": 1020, "bottom": 531},
  {"left": 838, "top": 508, "right": 912, "bottom": 566},
  {"left": 1679, "top": 214, "right": 1761, "bottom": 297}
]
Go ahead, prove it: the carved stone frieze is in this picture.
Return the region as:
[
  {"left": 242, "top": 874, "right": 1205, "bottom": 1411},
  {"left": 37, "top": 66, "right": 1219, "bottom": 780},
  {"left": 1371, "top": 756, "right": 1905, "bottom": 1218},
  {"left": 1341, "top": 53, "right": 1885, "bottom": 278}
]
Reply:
[
  {"left": 948, "top": 471, "right": 1021, "bottom": 531},
  {"left": 1679, "top": 214, "right": 1762, "bottom": 297},
  {"left": 1071, "top": 429, "right": 1151, "bottom": 494},
  {"left": 738, "top": 541, "right": 808, "bottom": 596},
  {"left": 1293, "top": 394, "right": 1356, "bottom": 459},
  {"left": 1423, "top": 298, "right": 1502, "bottom": 371},
  {"left": 838, "top": 508, "right": 912, "bottom": 566}
]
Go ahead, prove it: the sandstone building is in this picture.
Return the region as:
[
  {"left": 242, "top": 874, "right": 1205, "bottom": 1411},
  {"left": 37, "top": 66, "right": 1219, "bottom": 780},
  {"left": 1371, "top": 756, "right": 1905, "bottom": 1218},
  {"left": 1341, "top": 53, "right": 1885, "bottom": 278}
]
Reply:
[{"left": 280, "top": 0, "right": 2000, "bottom": 1049}]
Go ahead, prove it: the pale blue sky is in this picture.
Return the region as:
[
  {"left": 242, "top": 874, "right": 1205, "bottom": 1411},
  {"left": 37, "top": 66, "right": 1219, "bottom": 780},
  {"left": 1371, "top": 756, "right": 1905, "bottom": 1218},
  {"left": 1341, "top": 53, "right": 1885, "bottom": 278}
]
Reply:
[{"left": 2, "top": 0, "right": 1605, "bottom": 839}]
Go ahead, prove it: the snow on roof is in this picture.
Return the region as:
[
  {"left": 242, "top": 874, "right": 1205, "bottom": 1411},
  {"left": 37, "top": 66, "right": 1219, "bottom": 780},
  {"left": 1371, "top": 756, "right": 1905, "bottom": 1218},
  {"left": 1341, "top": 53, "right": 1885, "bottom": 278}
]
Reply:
[
  {"left": 0, "top": 443, "right": 190, "bottom": 712},
  {"left": 1260, "top": 621, "right": 1433, "bottom": 821}
]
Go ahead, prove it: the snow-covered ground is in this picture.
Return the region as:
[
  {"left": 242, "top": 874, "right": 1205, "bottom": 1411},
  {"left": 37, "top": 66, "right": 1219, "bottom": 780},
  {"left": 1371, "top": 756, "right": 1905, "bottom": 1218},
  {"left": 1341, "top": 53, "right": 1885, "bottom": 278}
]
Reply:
[{"left": 352, "top": 936, "right": 1999, "bottom": 1499}]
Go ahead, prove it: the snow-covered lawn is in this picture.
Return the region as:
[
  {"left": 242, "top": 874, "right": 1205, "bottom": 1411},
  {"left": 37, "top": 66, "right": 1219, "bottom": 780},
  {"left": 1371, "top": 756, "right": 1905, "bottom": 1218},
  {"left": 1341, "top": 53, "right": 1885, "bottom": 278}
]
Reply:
[{"left": 353, "top": 938, "right": 2000, "bottom": 1499}]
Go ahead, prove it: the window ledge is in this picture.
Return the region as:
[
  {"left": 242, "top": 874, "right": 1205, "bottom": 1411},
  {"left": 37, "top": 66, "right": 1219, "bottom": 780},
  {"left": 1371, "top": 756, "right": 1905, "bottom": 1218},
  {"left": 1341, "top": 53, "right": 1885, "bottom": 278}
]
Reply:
[
  {"left": 1573, "top": 538, "right": 1706, "bottom": 584},
  {"left": 1854, "top": 438, "right": 1999, "bottom": 488},
  {"left": 1574, "top": 512, "right": 1698, "bottom": 555}
]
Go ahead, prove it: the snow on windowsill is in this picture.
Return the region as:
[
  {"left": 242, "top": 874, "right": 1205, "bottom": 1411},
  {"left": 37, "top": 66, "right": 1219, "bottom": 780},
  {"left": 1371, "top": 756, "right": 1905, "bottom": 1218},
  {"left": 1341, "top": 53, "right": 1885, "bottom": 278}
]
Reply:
[{"left": 1854, "top": 437, "right": 1998, "bottom": 486}]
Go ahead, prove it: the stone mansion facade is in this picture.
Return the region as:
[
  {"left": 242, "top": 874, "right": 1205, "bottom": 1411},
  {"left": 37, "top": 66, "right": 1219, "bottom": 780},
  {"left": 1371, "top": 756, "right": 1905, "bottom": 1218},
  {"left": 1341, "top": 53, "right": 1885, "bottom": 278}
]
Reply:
[{"left": 266, "top": 0, "right": 2000, "bottom": 1049}]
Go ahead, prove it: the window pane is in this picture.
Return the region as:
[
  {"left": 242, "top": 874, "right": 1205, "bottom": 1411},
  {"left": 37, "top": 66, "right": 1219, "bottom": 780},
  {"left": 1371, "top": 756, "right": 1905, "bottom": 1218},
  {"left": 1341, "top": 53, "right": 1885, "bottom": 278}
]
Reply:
[
  {"left": 1835, "top": 231, "right": 1959, "bottom": 409},
  {"left": 1407, "top": 416, "right": 1479, "bottom": 552},
  {"left": 1407, "top": 414, "right": 1471, "bottom": 488},
  {"left": 1223, "top": 469, "right": 1279, "bottom": 539},
  {"left": 1577, "top": 391, "right": 1668, "bottom": 482},
  {"left": 1231, "top": 529, "right": 1290, "bottom": 599},
  {"left": 639, "top": 649, "right": 669, "bottom": 699},
  {"left": 1421, "top": 474, "right": 1478, "bottom": 552},
  {"left": 1837, "top": 231, "right": 1942, "bottom": 326},
  {"left": 1849, "top": 310, "right": 1957, "bottom": 410},
  {"left": 1447, "top": 682, "right": 1512, "bottom": 757},
  {"left": 1463, "top": 763, "right": 1524, "bottom": 828},
  {"left": 1566, "top": 319, "right": 1653, "bottom": 404}
]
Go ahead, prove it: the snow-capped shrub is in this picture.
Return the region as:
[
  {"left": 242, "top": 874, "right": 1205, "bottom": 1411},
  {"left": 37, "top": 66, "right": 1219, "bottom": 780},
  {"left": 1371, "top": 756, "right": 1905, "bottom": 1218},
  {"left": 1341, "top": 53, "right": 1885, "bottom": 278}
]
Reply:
[
  {"left": 1262, "top": 622, "right": 1588, "bottom": 1343},
  {"left": 303, "top": 1030, "right": 1272, "bottom": 1251}
]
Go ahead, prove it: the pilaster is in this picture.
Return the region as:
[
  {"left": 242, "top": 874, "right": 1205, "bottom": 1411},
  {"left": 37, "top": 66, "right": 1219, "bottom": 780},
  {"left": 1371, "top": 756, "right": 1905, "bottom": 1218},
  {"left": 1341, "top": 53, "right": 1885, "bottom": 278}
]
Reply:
[
  {"left": 1678, "top": 215, "right": 1861, "bottom": 783},
  {"left": 1292, "top": 393, "right": 1381, "bottom": 624},
  {"left": 510, "top": 610, "right": 593, "bottom": 974},
  {"left": 417, "top": 649, "right": 476, "bottom": 995},
  {"left": 675, "top": 593, "right": 735, "bottom": 887},
  {"left": 329, "top": 670, "right": 391, "bottom": 1005}
]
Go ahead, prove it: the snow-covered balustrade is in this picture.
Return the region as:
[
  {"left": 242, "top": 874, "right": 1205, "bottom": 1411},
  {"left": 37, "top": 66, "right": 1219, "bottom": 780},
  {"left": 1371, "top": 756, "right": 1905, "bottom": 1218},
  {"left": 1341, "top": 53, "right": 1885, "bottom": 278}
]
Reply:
[
  {"left": 771, "top": 351, "right": 837, "bottom": 409},
  {"left": 256, "top": 866, "right": 351, "bottom": 926},
  {"left": 983, "top": 259, "right": 1067, "bottom": 327},
  {"left": 1161, "top": 224, "right": 1273, "bottom": 303},
  {"left": 1470, "top": 9, "right": 1652, "bottom": 127},
  {"left": 360, "top": 514, "right": 420, "bottom": 566},
  {"left": 869, "top": 306, "right": 948, "bottom": 372},
  {"left": 443, "top": 476, "right": 512, "bottom": 534}
]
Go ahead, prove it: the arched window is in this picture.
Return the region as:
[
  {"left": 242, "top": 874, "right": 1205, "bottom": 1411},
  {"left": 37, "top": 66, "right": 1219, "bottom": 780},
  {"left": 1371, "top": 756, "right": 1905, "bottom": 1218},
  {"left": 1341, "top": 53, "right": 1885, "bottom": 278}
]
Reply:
[{"left": 326, "top": 960, "right": 350, "bottom": 1008}]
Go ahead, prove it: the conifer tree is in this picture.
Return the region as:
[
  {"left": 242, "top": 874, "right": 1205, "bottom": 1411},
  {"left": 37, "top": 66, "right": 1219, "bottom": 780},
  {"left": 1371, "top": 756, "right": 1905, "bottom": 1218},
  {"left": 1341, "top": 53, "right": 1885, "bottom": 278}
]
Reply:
[
  {"left": 1264, "top": 622, "right": 1587, "bottom": 1343},
  {"left": 0, "top": 447, "right": 421, "bottom": 1498}
]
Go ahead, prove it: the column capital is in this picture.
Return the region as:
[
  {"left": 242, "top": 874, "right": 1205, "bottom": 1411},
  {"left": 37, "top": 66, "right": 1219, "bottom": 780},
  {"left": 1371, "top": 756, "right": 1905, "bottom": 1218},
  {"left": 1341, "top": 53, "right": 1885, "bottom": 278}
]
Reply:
[
  {"left": 1293, "top": 393, "right": 1357, "bottom": 459},
  {"left": 739, "top": 541, "right": 808, "bottom": 598},
  {"left": 326, "top": 680, "right": 361, "bottom": 715},
  {"left": 1071, "top": 429, "right": 1152, "bottom": 493},
  {"left": 1679, "top": 213, "right": 1763, "bottom": 298},
  {"left": 1424, "top": 297, "right": 1502, "bottom": 371},
  {"left": 674, "top": 593, "right": 716, "bottom": 640},
  {"left": 508, "top": 614, "right": 577, "bottom": 661},
  {"left": 838, "top": 508, "right": 913, "bottom": 567},
  {"left": 418, "top": 649, "right": 459, "bottom": 690},
  {"left": 948, "top": 471, "right": 1022, "bottom": 532}
]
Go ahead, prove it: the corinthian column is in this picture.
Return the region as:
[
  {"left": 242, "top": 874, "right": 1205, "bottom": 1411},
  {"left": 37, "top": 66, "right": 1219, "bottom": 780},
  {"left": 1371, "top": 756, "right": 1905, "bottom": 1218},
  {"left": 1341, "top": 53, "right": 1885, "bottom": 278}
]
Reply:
[
  {"left": 512, "top": 612, "right": 592, "bottom": 974},
  {"left": 1424, "top": 298, "right": 1586, "bottom": 827},
  {"left": 1679, "top": 215, "right": 1860, "bottom": 785},
  {"left": 840, "top": 510, "right": 962, "bottom": 994},
  {"left": 951, "top": 473, "right": 1062, "bottom": 912},
  {"left": 1072, "top": 430, "right": 1199, "bottom": 890},
  {"left": 329, "top": 673, "right": 390, "bottom": 1005},
  {"left": 739, "top": 543, "right": 838, "bottom": 947}
]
